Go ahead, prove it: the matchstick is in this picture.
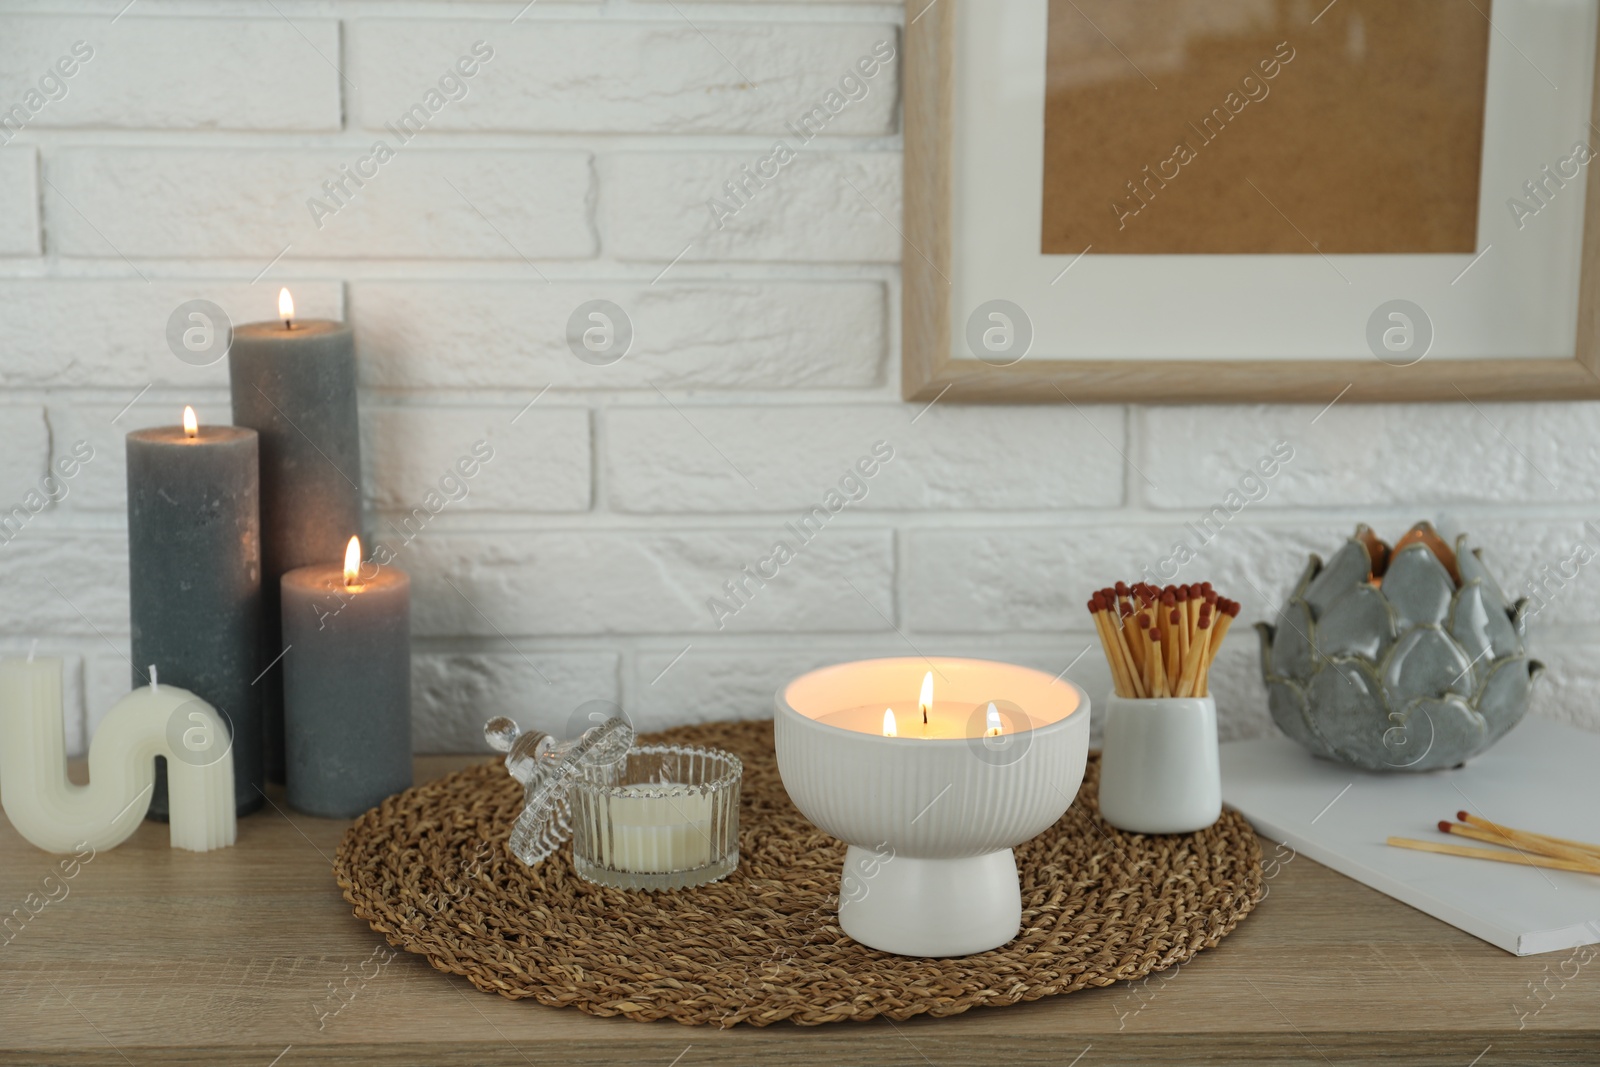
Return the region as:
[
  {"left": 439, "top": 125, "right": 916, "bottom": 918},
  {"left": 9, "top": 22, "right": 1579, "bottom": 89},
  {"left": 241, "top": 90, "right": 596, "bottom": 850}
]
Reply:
[
  {"left": 1120, "top": 600, "right": 1145, "bottom": 678},
  {"left": 1136, "top": 613, "right": 1154, "bottom": 695},
  {"left": 1445, "top": 817, "right": 1600, "bottom": 864},
  {"left": 1106, "top": 596, "right": 1144, "bottom": 700},
  {"left": 1387, "top": 836, "right": 1600, "bottom": 876},
  {"left": 1089, "top": 596, "right": 1136, "bottom": 699},
  {"left": 1111, "top": 607, "right": 1146, "bottom": 699},
  {"left": 1139, "top": 584, "right": 1159, "bottom": 638},
  {"left": 1174, "top": 586, "right": 1191, "bottom": 665},
  {"left": 1165, "top": 608, "right": 1182, "bottom": 691},
  {"left": 1458, "top": 812, "right": 1600, "bottom": 858},
  {"left": 1158, "top": 630, "right": 1171, "bottom": 697},
  {"left": 1199, "top": 598, "right": 1239, "bottom": 698},
  {"left": 1177, "top": 607, "right": 1211, "bottom": 698}
]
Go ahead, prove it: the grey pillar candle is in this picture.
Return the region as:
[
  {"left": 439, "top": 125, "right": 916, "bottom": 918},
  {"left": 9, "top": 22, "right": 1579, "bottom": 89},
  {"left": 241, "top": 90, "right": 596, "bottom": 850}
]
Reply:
[
  {"left": 126, "top": 409, "right": 262, "bottom": 818},
  {"left": 229, "top": 291, "right": 362, "bottom": 783},
  {"left": 280, "top": 540, "right": 411, "bottom": 818}
]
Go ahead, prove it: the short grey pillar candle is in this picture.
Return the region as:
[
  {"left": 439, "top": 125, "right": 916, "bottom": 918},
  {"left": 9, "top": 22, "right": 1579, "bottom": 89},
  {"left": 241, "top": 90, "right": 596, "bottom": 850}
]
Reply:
[
  {"left": 126, "top": 411, "right": 262, "bottom": 817},
  {"left": 229, "top": 296, "right": 362, "bottom": 783},
  {"left": 280, "top": 545, "right": 411, "bottom": 818}
]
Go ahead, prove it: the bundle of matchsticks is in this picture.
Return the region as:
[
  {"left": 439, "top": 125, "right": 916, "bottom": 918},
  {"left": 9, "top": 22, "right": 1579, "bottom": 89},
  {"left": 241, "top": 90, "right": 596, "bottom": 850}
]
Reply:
[
  {"left": 1388, "top": 813, "right": 1600, "bottom": 876},
  {"left": 1087, "top": 582, "right": 1241, "bottom": 699}
]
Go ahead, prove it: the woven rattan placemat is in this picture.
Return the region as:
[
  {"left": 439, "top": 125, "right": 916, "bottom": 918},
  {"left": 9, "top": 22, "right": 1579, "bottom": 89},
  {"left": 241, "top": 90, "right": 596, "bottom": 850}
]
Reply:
[{"left": 334, "top": 719, "right": 1263, "bottom": 1027}]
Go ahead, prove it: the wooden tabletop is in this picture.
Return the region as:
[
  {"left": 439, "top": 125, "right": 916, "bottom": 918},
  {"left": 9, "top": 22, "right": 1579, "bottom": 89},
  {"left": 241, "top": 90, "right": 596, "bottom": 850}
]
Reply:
[{"left": 3, "top": 756, "right": 1597, "bottom": 1067}]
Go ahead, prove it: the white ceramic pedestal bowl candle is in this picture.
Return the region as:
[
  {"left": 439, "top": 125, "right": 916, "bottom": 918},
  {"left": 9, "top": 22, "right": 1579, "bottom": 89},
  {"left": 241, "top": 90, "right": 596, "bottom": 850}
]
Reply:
[{"left": 775, "top": 657, "right": 1089, "bottom": 957}]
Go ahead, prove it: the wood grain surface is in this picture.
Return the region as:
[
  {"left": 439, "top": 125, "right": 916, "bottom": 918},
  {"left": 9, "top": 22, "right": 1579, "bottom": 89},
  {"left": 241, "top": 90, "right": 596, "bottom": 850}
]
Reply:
[{"left": 2, "top": 755, "right": 1597, "bottom": 1066}]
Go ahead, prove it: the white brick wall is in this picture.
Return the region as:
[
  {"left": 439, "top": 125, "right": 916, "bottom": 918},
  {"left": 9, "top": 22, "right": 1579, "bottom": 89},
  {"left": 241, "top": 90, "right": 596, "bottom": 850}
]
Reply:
[
  {"left": 364, "top": 405, "right": 594, "bottom": 514},
  {"left": 3, "top": 1, "right": 1595, "bottom": 758},
  {"left": 0, "top": 17, "right": 341, "bottom": 131},
  {"left": 0, "top": 281, "right": 342, "bottom": 387},
  {"left": 404, "top": 529, "right": 896, "bottom": 636},
  {"left": 352, "top": 21, "right": 898, "bottom": 135},
  {"left": 0, "top": 147, "right": 39, "bottom": 255},
  {"left": 48, "top": 149, "right": 595, "bottom": 259},
  {"left": 349, "top": 280, "right": 886, "bottom": 389},
  {"left": 0, "top": 406, "right": 50, "bottom": 506},
  {"left": 599, "top": 151, "right": 902, "bottom": 261},
  {"left": 604, "top": 405, "right": 1124, "bottom": 511}
]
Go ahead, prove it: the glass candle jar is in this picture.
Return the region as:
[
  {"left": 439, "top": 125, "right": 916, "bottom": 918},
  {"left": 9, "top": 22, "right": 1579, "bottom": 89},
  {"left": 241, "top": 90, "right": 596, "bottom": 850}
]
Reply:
[{"left": 569, "top": 744, "right": 742, "bottom": 891}]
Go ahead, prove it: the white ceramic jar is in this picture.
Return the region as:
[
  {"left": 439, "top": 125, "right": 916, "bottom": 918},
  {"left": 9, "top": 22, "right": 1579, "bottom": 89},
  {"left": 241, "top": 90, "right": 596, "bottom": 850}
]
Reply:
[{"left": 1097, "top": 695, "right": 1222, "bottom": 835}]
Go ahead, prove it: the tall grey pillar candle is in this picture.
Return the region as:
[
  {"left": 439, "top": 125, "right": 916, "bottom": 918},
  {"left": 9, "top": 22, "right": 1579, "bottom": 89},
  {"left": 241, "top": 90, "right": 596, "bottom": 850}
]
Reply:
[
  {"left": 280, "top": 548, "right": 410, "bottom": 818},
  {"left": 126, "top": 412, "right": 262, "bottom": 818},
  {"left": 229, "top": 302, "right": 362, "bottom": 783}
]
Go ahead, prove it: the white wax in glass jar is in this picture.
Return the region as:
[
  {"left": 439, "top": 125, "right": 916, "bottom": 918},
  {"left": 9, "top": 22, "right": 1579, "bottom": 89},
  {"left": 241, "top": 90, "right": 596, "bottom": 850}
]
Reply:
[{"left": 599, "top": 784, "right": 714, "bottom": 873}]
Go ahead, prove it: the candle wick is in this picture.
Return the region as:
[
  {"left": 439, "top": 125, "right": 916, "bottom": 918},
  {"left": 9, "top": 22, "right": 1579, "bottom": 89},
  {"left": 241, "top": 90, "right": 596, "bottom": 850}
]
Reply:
[{"left": 149, "top": 664, "right": 159, "bottom": 692}]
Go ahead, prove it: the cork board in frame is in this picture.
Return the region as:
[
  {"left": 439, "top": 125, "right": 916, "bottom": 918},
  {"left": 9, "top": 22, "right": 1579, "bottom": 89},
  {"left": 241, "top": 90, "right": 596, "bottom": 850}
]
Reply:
[
  {"left": 1041, "top": 2, "right": 1488, "bottom": 256},
  {"left": 903, "top": 0, "right": 1600, "bottom": 404}
]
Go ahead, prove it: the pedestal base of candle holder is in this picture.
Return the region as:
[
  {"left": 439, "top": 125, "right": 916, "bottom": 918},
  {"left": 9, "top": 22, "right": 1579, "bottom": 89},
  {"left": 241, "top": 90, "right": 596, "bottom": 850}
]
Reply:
[{"left": 838, "top": 845, "right": 1021, "bottom": 957}]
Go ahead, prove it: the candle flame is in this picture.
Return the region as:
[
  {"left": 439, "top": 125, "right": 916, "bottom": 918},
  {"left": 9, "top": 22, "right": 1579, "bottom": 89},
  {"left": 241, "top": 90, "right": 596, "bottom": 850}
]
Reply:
[
  {"left": 919, "top": 671, "right": 933, "bottom": 726},
  {"left": 279, "top": 287, "right": 295, "bottom": 328},
  {"left": 182, "top": 405, "right": 198, "bottom": 438},
  {"left": 882, "top": 708, "right": 897, "bottom": 737},
  {"left": 343, "top": 535, "right": 362, "bottom": 588},
  {"left": 985, "top": 701, "right": 1003, "bottom": 737}
]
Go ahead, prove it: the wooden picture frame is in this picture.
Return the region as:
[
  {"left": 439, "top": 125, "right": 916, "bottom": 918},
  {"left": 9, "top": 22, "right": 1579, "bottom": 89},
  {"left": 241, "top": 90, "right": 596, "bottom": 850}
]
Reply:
[{"left": 903, "top": 0, "right": 1600, "bottom": 404}]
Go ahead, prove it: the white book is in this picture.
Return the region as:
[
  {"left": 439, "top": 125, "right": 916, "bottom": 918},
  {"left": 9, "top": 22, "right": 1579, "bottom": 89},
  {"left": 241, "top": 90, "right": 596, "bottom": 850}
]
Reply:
[{"left": 1219, "top": 715, "right": 1600, "bottom": 956}]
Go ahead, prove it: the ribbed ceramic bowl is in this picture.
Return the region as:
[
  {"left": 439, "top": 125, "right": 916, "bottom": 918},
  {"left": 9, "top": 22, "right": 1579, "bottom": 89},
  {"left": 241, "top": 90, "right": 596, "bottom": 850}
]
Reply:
[
  {"left": 775, "top": 658, "right": 1090, "bottom": 859},
  {"left": 775, "top": 657, "right": 1090, "bottom": 956}
]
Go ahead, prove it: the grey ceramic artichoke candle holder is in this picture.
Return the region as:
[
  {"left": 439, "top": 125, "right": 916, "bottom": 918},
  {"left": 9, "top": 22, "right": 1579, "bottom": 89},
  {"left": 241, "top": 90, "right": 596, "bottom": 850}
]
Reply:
[{"left": 1257, "top": 523, "right": 1542, "bottom": 772}]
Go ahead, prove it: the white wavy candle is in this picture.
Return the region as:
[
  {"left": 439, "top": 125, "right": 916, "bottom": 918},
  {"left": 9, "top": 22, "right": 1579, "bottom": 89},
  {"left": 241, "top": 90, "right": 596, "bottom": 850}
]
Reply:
[{"left": 0, "top": 658, "right": 237, "bottom": 853}]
